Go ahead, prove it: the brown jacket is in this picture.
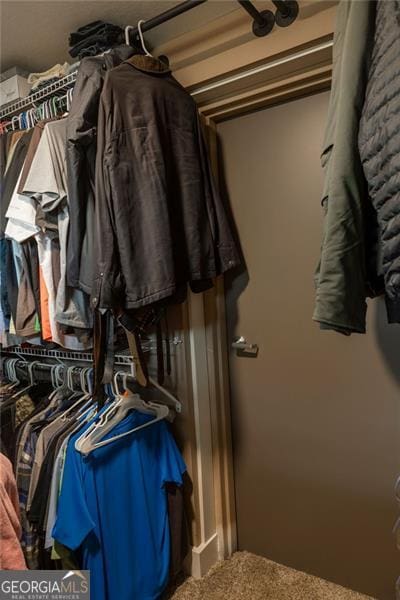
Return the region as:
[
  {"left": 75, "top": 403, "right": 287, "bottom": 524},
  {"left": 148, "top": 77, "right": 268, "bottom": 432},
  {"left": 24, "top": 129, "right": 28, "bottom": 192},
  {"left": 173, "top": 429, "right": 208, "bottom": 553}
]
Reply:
[{"left": 92, "top": 55, "right": 240, "bottom": 310}]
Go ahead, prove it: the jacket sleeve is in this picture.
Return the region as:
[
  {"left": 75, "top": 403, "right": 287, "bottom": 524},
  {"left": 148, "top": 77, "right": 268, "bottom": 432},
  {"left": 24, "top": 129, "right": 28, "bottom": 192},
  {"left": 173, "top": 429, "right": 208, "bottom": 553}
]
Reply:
[
  {"left": 65, "top": 61, "right": 102, "bottom": 288},
  {"left": 313, "top": 0, "right": 377, "bottom": 335},
  {"left": 91, "top": 80, "right": 123, "bottom": 311},
  {"left": 197, "top": 116, "right": 241, "bottom": 275}
]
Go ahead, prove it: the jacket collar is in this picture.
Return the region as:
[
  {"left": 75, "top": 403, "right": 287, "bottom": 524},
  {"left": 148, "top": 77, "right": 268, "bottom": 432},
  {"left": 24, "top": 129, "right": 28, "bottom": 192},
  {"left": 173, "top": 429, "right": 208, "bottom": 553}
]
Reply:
[
  {"left": 124, "top": 54, "right": 171, "bottom": 75},
  {"left": 103, "top": 45, "right": 135, "bottom": 66}
]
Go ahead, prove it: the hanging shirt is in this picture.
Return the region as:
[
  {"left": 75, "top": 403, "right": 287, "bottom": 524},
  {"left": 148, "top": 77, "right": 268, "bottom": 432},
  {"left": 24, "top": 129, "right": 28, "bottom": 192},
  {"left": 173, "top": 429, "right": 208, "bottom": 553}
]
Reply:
[
  {"left": 22, "top": 119, "right": 93, "bottom": 345},
  {"left": 6, "top": 240, "right": 39, "bottom": 342},
  {"left": 53, "top": 412, "right": 186, "bottom": 600},
  {"left": 14, "top": 239, "right": 40, "bottom": 338},
  {"left": 0, "top": 131, "right": 33, "bottom": 238},
  {"left": 5, "top": 170, "right": 40, "bottom": 242},
  {"left": 39, "top": 264, "right": 52, "bottom": 341},
  {"left": 36, "top": 232, "right": 86, "bottom": 350},
  {"left": 17, "top": 119, "right": 53, "bottom": 195}
]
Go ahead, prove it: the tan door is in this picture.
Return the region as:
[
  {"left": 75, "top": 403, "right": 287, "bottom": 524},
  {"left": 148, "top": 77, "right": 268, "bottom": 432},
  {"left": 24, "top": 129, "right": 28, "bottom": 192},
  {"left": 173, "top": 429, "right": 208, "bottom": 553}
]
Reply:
[{"left": 218, "top": 91, "right": 400, "bottom": 600}]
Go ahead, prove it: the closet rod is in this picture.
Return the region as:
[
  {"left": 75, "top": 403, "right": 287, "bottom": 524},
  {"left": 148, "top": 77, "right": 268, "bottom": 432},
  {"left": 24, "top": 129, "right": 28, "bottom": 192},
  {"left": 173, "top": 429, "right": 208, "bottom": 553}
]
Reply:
[
  {"left": 237, "top": 0, "right": 267, "bottom": 26},
  {"left": 237, "top": 0, "right": 298, "bottom": 36},
  {"left": 126, "top": 0, "right": 207, "bottom": 41},
  {"left": 237, "top": 0, "right": 274, "bottom": 37},
  {"left": 2, "top": 358, "right": 183, "bottom": 413},
  {"left": 272, "top": 0, "right": 299, "bottom": 27}
]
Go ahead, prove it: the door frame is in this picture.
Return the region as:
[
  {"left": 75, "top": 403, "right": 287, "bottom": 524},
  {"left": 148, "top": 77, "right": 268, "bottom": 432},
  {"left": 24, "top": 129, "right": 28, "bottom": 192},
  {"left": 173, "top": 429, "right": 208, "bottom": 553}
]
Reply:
[{"left": 180, "top": 35, "right": 334, "bottom": 578}]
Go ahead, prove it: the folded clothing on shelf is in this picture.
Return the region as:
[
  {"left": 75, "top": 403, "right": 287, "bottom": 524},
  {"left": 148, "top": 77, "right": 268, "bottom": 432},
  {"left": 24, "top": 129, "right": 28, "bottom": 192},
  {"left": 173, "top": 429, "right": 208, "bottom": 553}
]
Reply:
[
  {"left": 28, "top": 63, "right": 70, "bottom": 91},
  {"left": 69, "top": 20, "right": 123, "bottom": 59}
]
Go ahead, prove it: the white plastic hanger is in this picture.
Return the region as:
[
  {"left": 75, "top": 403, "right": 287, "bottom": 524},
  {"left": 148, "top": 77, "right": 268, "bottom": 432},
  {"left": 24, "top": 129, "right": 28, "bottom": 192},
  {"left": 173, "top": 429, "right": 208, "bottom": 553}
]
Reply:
[
  {"left": 8, "top": 360, "right": 39, "bottom": 400},
  {"left": 137, "top": 20, "right": 153, "bottom": 57},
  {"left": 51, "top": 367, "right": 91, "bottom": 426},
  {"left": 148, "top": 376, "right": 181, "bottom": 413},
  {"left": 125, "top": 21, "right": 152, "bottom": 56},
  {"left": 66, "top": 88, "right": 73, "bottom": 112},
  {"left": 76, "top": 391, "right": 169, "bottom": 456},
  {"left": 125, "top": 25, "right": 134, "bottom": 46},
  {"left": 73, "top": 369, "right": 122, "bottom": 451},
  {"left": 2, "top": 359, "right": 20, "bottom": 392},
  {"left": 25, "top": 108, "right": 32, "bottom": 129},
  {"left": 11, "top": 115, "right": 19, "bottom": 130},
  {"left": 75, "top": 371, "right": 171, "bottom": 456},
  {"left": 74, "top": 367, "right": 96, "bottom": 416}
]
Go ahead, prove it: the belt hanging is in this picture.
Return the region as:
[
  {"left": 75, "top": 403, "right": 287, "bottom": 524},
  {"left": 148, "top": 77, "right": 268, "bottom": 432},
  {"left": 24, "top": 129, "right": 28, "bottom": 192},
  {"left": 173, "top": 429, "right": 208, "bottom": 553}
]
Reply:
[
  {"left": 93, "top": 309, "right": 114, "bottom": 409},
  {"left": 164, "top": 312, "right": 171, "bottom": 377},
  {"left": 117, "top": 313, "right": 149, "bottom": 387}
]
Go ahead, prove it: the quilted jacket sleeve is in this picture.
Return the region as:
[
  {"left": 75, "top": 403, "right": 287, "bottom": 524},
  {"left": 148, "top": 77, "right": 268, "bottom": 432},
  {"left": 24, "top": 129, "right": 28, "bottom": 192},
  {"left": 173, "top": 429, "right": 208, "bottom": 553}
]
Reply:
[{"left": 358, "top": 0, "right": 400, "bottom": 323}]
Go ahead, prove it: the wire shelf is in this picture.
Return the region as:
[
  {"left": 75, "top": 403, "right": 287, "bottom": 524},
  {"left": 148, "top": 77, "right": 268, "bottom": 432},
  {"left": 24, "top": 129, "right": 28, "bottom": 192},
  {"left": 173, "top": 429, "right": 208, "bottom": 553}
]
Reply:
[
  {"left": 2, "top": 345, "right": 133, "bottom": 366},
  {"left": 0, "top": 71, "right": 77, "bottom": 120}
]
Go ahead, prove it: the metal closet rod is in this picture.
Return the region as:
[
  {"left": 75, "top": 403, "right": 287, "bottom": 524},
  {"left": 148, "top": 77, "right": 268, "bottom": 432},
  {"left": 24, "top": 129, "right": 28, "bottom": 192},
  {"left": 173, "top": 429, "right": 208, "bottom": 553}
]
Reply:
[
  {"left": 2, "top": 357, "right": 183, "bottom": 412},
  {"left": 128, "top": 0, "right": 207, "bottom": 38},
  {"left": 238, "top": 0, "right": 294, "bottom": 21},
  {"left": 126, "top": 0, "right": 297, "bottom": 41},
  {"left": 273, "top": 1, "right": 290, "bottom": 16},
  {"left": 237, "top": 0, "right": 299, "bottom": 34}
]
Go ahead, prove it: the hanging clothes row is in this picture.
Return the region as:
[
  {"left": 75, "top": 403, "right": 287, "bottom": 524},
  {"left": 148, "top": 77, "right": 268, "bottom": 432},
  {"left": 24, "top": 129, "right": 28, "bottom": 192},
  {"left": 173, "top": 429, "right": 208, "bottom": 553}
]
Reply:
[
  {"left": 0, "top": 357, "right": 189, "bottom": 599},
  {"left": 1, "top": 113, "right": 93, "bottom": 350}
]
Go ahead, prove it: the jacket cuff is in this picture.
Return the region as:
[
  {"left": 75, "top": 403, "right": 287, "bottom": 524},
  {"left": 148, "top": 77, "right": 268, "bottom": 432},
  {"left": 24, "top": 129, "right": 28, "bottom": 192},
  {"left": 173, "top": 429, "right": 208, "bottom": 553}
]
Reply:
[{"left": 385, "top": 295, "right": 400, "bottom": 324}]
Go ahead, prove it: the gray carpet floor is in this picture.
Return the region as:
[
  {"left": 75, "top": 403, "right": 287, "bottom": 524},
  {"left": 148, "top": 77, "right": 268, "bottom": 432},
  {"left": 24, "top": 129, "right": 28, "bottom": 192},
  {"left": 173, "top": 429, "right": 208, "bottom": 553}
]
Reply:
[{"left": 168, "top": 552, "right": 375, "bottom": 600}]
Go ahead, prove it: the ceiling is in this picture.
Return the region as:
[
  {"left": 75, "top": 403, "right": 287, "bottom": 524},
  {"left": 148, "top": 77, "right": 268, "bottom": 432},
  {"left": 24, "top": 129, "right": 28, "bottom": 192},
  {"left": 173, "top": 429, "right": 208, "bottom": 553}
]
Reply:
[{"left": 0, "top": 0, "right": 238, "bottom": 73}]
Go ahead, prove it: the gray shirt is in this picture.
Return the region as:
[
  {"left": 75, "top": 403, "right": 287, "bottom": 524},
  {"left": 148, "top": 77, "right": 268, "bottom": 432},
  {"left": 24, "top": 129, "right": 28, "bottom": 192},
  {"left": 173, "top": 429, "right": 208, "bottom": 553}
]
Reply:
[{"left": 22, "top": 119, "right": 93, "bottom": 333}]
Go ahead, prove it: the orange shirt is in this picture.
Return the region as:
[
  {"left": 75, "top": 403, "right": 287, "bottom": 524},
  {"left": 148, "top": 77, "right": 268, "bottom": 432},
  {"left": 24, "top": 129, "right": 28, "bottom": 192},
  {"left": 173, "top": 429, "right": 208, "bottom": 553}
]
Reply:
[{"left": 39, "top": 265, "right": 52, "bottom": 341}]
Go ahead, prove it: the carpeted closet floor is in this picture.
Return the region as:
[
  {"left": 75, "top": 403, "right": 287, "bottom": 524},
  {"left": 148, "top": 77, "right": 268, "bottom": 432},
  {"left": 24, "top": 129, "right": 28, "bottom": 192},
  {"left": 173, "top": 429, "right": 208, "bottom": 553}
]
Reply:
[{"left": 167, "top": 551, "right": 375, "bottom": 600}]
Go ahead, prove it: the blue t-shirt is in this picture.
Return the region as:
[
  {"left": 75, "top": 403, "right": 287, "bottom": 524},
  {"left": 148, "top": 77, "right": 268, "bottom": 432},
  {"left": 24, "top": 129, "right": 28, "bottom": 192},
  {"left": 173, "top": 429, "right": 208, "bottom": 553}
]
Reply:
[{"left": 52, "top": 411, "right": 186, "bottom": 600}]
